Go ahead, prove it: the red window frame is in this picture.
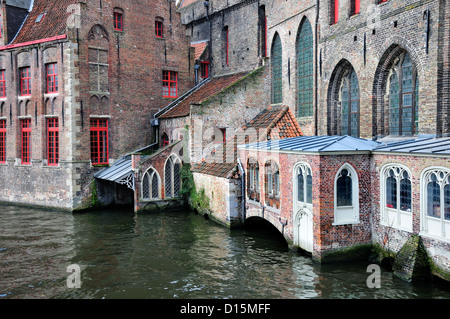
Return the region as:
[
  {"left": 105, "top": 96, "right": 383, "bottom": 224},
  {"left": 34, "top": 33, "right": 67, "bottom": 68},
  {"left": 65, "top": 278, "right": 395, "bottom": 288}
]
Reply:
[
  {"left": 47, "top": 118, "right": 59, "bottom": 166},
  {"left": 114, "top": 12, "right": 123, "bottom": 31},
  {"left": 0, "top": 70, "right": 5, "bottom": 98},
  {"left": 354, "top": 0, "right": 360, "bottom": 14},
  {"left": 0, "top": 119, "right": 5, "bottom": 163},
  {"left": 162, "top": 71, "right": 178, "bottom": 98},
  {"left": 162, "top": 133, "right": 169, "bottom": 147},
  {"left": 21, "top": 119, "right": 31, "bottom": 165},
  {"left": 90, "top": 118, "right": 109, "bottom": 165},
  {"left": 155, "top": 20, "right": 163, "bottom": 38},
  {"left": 200, "top": 62, "right": 209, "bottom": 78},
  {"left": 46, "top": 63, "right": 58, "bottom": 93},
  {"left": 20, "top": 67, "right": 31, "bottom": 96}
]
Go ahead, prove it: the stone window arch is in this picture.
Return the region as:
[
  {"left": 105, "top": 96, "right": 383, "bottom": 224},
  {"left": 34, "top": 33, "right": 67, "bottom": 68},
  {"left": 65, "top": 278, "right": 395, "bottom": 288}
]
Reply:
[
  {"left": 271, "top": 32, "right": 282, "bottom": 104},
  {"left": 327, "top": 60, "right": 360, "bottom": 137},
  {"left": 164, "top": 154, "right": 182, "bottom": 198},
  {"left": 334, "top": 164, "right": 359, "bottom": 224},
  {"left": 142, "top": 167, "right": 161, "bottom": 200}
]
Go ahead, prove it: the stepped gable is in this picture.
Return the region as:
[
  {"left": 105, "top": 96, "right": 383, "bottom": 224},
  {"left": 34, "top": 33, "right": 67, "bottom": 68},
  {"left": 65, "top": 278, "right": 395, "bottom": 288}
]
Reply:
[{"left": 11, "top": 0, "right": 78, "bottom": 44}]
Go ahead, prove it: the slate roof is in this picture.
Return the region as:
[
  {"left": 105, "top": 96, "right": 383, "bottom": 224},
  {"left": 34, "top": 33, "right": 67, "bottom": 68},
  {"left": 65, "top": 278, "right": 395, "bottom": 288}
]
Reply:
[
  {"left": 373, "top": 136, "right": 450, "bottom": 155},
  {"left": 94, "top": 156, "right": 132, "bottom": 183},
  {"left": 11, "top": 0, "right": 77, "bottom": 45},
  {"left": 238, "top": 135, "right": 380, "bottom": 153},
  {"left": 158, "top": 71, "right": 250, "bottom": 119},
  {"left": 191, "top": 105, "right": 303, "bottom": 178}
]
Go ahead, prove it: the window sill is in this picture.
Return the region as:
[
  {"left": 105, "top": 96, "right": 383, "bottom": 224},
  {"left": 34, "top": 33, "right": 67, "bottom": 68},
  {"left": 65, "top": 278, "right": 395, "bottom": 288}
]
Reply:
[
  {"left": 332, "top": 220, "right": 360, "bottom": 226},
  {"left": 18, "top": 95, "right": 32, "bottom": 99},
  {"left": 247, "top": 198, "right": 261, "bottom": 206},
  {"left": 419, "top": 231, "right": 450, "bottom": 244},
  {"left": 44, "top": 92, "right": 59, "bottom": 97}
]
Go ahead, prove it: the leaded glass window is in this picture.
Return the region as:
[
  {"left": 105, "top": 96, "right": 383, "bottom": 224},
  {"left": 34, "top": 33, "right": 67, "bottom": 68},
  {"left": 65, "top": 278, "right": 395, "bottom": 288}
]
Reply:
[
  {"left": 248, "top": 159, "right": 260, "bottom": 201},
  {"left": 297, "top": 164, "right": 312, "bottom": 204},
  {"left": 422, "top": 169, "right": 450, "bottom": 240},
  {"left": 384, "top": 166, "right": 411, "bottom": 212},
  {"left": 340, "top": 68, "right": 359, "bottom": 137},
  {"left": 296, "top": 19, "right": 313, "bottom": 117},
  {"left": 265, "top": 161, "right": 280, "bottom": 209},
  {"left": 337, "top": 168, "right": 352, "bottom": 207},
  {"left": 388, "top": 52, "right": 419, "bottom": 136},
  {"left": 142, "top": 168, "right": 160, "bottom": 200},
  {"left": 271, "top": 33, "right": 283, "bottom": 104},
  {"left": 164, "top": 155, "right": 182, "bottom": 198}
]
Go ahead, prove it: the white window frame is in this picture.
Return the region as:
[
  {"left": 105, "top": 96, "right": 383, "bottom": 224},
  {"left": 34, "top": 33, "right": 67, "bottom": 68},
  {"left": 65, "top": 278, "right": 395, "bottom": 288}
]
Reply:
[
  {"left": 333, "top": 163, "right": 359, "bottom": 225},
  {"left": 141, "top": 167, "right": 161, "bottom": 200},
  {"left": 420, "top": 167, "right": 450, "bottom": 242},
  {"left": 380, "top": 164, "right": 413, "bottom": 232}
]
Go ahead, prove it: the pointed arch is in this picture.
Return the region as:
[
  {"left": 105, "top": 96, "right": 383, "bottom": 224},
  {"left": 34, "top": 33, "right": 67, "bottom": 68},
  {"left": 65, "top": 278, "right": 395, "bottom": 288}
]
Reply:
[
  {"left": 271, "top": 32, "right": 283, "bottom": 104},
  {"left": 327, "top": 59, "right": 360, "bottom": 136},
  {"left": 372, "top": 43, "right": 420, "bottom": 137},
  {"left": 296, "top": 17, "right": 314, "bottom": 118},
  {"left": 142, "top": 167, "right": 161, "bottom": 200},
  {"left": 164, "top": 154, "right": 182, "bottom": 198}
]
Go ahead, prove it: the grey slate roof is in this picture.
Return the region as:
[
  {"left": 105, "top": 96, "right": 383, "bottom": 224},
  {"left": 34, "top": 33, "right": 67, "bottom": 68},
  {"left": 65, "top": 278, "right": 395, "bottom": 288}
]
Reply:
[
  {"left": 6, "top": 0, "right": 33, "bottom": 10},
  {"left": 373, "top": 137, "right": 450, "bottom": 155},
  {"left": 238, "top": 135, "right": 380, "bottom": 153}
]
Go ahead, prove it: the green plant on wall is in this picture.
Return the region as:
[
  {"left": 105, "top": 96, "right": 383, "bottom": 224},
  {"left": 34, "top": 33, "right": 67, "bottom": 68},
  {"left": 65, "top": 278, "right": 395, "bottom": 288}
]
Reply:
[
  {"left": 90, "top": 180, "right": 100, "bottom": 207},
  {"left": 181, "top": 164, "right": 210, "bottom": 211}
]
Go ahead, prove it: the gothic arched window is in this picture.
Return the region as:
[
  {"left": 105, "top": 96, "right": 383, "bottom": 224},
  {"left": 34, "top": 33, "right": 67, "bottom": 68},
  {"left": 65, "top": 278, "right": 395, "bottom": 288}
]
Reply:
[
  {"left": 164, "top": 154, "right": 182, "bottom": 198},
  {"left": 271, "top": 33, "right": 283, "bottom": 104},
  {"left": 296, "top": 18, "right": 313, "bottom": 118},
  {"left": 142, "top": 167, "right": 160, "bottom": 200},
  {"left": 388, "top": 52, "right": 419, "bottom": 136},
  {"left": 340, "top": 68, "right": 360, "bottom": 137}
]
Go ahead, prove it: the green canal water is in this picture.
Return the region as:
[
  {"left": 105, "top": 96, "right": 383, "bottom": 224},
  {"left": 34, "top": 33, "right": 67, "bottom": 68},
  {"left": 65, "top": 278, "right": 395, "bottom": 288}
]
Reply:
[{"left": 1, "top": 204, "right": 450, "bottom": 299}]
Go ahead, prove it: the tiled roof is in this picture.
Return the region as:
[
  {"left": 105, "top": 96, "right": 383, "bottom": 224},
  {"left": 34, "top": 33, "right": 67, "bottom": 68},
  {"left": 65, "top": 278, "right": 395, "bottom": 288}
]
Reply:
[
  {"left": 191, "top": 105, "right": 303, "bottom": 178},
  {"left": 158, "top": 71, "right": 250, "bottom": 119},
  {"left": 192, "top": 41, "right": 208, "bottom": 60},
  {"left": 11, "top": 0, "right": 77, "bottom": 45},
  {"left": 242, "top": 105, "right": 303, "bottom": 140}
]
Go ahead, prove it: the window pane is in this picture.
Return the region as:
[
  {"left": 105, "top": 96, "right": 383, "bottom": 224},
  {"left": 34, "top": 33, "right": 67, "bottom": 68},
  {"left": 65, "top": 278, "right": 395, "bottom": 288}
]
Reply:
[
  {"left": 389, "top": 72, "right": 400, "bottom": 135},
  {"left": 271, "top": 34, "right": 283, "bottom": 104},
  {"left": 297, "top": 19, "right": 313, "bottom": 117},
  {"left": 142, "top": 173, "right": 150, "bottom": 199},
  {"left": 165, "top": 158, "right": 173, "bottom": 197},
  {"left": 152, "top": 172, "right": 159, "bottom": 199},
  {"left": 427, "top": 177, "right": 440, "bottom": 218},
  {"left": 386, "top": 175, "right": 397, "bottom": 208},
  {"left": 297, "top": 169, "right": 304, "bottom": 202},
  {"left": 337, "top": 169, "right": 352, "bottom": 206},
  {"left": 400, "top": 176, "right": 411, "bottom": 211},
  {"left": 306, "top": 173, "right": 313, "bottom": 204},
  {"left": 444, "top": 184, "right": 450, "bottom": 221}
]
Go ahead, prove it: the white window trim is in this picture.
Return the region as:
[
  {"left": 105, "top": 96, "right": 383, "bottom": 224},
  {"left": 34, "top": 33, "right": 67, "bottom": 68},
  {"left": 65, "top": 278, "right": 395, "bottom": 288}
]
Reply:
[
  {"left": 141, "top": 167, "right": 161, "bottom": 200},
  {"left": 333, "top": 163, "right": 359, "bottom": 225},
  {"left": 164, "top": 153, "right": 182, "bottom": 199},
  {"left": 293, "top": 162, "right": 313, "bottom": 210},
  {"left": 380, "top": 164, "right": 413, "bottom": 232},
  {"left": 420, "top": 166, "right": 450, "bottom": 243}
]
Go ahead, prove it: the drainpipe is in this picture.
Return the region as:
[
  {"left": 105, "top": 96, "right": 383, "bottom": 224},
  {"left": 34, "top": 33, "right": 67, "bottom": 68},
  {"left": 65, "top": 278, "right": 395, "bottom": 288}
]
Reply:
[
  {"left": 237, "top": 158, "right": 246, "bottom": 223},
  {"left": 314, "top": 0, "right": 319, "bottom": 135}
]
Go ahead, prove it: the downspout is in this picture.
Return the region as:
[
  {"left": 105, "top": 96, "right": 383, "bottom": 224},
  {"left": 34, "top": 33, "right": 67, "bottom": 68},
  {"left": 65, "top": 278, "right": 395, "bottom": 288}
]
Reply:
[
  {"left": 314, "top": 0, "right": 319, "bottom": 135},
  {"left": 237, "top": 158, "right": 246, "bottom": 223}
]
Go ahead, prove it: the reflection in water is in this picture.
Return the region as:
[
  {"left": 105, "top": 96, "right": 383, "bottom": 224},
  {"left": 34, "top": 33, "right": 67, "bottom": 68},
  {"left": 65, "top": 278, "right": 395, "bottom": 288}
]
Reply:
[{"left": 1, "top": 205, "right": 450, "bottom": 299}]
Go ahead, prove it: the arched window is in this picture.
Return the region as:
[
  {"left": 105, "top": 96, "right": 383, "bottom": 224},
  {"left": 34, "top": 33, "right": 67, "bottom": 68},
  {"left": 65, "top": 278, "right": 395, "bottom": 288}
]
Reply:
[
  {"left": 340, "top": 68, "right": 360, "bottom": 137},
  {"left": 388, "top": 52, "right": 419, "bottom": 136},
  {"left": 247, "top": 158, "right": 260, "bottom": 202},
  {"left": 296, "top": 163, "right": 312, "bottom": 204},
  {"left": 271, "top": 33, "right": 283, "bottom": 104},
  {"left": 421, "top": 168, "right": 450, "bottom": 240},
  {"left": 164, "top": 154, "right": 182, "bottom": 198},
  {"left": 334, "top": 164, "right": 359, "bottom": 224},
  {"left": 296, "top": 18, "right": 314, "bottom": 118},
  {"left": 265, "top": 160, "right": 280, "bottom": 209},
  {"left": 381, "top": 165, "right": 412, "bottom": 231},
  {"left": 142, "top": 167, "right": 160, "bottom": 200}
]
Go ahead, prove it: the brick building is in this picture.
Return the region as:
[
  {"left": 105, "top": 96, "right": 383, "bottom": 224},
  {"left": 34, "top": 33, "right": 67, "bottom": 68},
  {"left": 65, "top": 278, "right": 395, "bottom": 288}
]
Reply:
[{"left": 0, "top": 0, "right": 193, "bottom": 210}]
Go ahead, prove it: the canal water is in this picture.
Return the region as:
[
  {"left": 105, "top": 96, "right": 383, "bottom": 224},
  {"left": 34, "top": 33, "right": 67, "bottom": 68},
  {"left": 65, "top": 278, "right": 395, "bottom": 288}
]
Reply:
[{"left": 1, "top": 204, "right": 450, "bottom": 299}]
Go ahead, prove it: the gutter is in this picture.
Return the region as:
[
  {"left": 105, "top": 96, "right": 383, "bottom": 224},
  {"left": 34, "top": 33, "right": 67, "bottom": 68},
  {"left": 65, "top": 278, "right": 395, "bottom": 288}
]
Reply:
[
  {"left": 1, "top": 34, "right": 67, "bottom": 51},
  {"left": 237, "top": 157, "right": 246, "bottom": 223}
]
